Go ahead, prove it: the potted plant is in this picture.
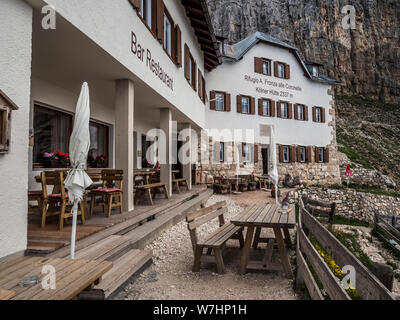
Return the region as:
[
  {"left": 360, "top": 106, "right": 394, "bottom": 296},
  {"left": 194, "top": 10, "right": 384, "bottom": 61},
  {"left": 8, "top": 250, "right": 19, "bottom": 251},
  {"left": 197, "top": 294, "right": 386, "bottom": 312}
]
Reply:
[
  {"left": 42, "top": 151, "right": 70, "bottom": 168},
  {"left": 92, "top": 155, "right": 108, "bottom": 168}
]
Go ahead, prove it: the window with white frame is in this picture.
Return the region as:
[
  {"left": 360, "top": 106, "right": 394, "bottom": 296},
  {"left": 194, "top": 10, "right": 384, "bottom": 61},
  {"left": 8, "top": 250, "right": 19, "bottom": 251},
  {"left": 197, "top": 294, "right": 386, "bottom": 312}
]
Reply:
[
  {"left": 278, "top": 63, "right": 285, "bottom": 78},
  {"left": 318, "top": 147, "right": 324, "bottom": 163},
  {"left": 215, "top": 93, "right": 225, "bottom": 111},
  {"left": 316, "top": 107, "right": 322, "bottom": 122},
  {"left": 243, "top": 144, "right": 251, "bottom": 162},
  {"left": 241, "top": 97, "right": 250, "bottom": 114},
  {"left": 263, "top": 60, "right": 271, "bottom": 75},
  {"left": 139, "top": 0, "right": 152, "bottom": 28},
  {"left": 297, "top": 105, "right": 305, "bottom": 120},
  {"left": 281, "top": 102, "right": 288, "bottom": 118},
  {"left": 163, "top": 13, "right": 172, "bottom": 56},
  {"left": 220, "top": 142, "right": 224, "bottom": 162},
  {"left": 312, "top": 65, "right": 319, "bottom": 77},
  {"left": 283, "top": 146, "right": 290, "bottom": 163},
  {"left": 299, "top": 147, "right": 306, "bottom": 163},
  {"left": 262, "top": 99, "right": 270, "bottom": 116}
]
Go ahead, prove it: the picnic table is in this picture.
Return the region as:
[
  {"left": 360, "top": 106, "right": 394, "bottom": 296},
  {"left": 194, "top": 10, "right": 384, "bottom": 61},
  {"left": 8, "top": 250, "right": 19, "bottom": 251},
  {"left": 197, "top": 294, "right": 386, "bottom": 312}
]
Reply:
[
  {"left": 0, "top": 256, "right": 112, "bottom": 300},
  {"left": 231, "top": 203, "right": 296, "bottom": 278},
  {"left": 133, "top": 169, "right": 156, "bottom": 185}
]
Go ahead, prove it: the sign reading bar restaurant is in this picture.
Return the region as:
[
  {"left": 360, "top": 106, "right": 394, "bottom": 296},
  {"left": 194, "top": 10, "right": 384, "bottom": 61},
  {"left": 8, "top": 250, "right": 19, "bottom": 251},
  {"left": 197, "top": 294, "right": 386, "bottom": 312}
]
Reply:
[{"left": 131, "top": 32, "right": 174, "bottom": 91}]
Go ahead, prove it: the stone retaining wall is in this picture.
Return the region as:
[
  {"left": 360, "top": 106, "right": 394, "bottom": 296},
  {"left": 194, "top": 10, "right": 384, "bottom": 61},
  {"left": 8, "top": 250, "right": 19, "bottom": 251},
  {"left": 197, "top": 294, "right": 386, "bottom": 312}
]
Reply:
[
  {"left": 341, "top": 167, "right": 396, "bottom": 189},
  {"left": 297, "top": 187, "right": 400, "bottom": 222}
]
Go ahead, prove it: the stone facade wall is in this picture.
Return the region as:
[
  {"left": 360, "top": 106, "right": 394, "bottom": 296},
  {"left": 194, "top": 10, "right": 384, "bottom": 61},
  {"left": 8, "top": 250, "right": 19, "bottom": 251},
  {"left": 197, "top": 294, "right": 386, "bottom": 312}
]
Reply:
[
  {"left": 297, "top": 187, "right": 400, "bottom": 222},
  {"left": 340, "top": 167, "right": 397, "bottom": 189}
]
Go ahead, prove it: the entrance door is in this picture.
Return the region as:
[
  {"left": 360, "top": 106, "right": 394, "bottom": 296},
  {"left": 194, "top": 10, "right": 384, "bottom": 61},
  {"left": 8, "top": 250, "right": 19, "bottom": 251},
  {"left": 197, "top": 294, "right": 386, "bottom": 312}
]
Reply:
[{"left": 261, "top": 148, "right": 269, "bottom": 174}]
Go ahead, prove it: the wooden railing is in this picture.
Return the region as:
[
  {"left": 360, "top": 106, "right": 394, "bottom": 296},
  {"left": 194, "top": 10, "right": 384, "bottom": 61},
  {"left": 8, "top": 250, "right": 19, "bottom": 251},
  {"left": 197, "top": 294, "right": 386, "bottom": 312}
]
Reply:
[{"left": 297, "top": 197, "right": 395, "bottom": 300}]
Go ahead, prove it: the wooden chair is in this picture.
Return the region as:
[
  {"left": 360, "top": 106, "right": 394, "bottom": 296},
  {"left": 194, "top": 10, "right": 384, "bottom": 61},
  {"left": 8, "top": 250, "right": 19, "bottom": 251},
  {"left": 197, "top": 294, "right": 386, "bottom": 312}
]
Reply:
[
  {"left": 302, "top": 196, "right": 336, "bottom": 224},
  {"left": 186, "top": 201, "right": 244, "bottom": 274},
  {"left": 172, "top": 171, "right": 189, "bottom": 193},
  {"left": 134, "top": 182, "right": 169, "bottom": 205},
  {"left": 40, "top": 170, "right": 86, "bottom": 230},
  {"left": 90, "top": 169, "right": 123, "bottom": 217},
  {"left": 28, "top": 190, "right": 43, "bottom": 215},
  {"left": 213, "top": 176, "right": 231, "bottom": 194}
]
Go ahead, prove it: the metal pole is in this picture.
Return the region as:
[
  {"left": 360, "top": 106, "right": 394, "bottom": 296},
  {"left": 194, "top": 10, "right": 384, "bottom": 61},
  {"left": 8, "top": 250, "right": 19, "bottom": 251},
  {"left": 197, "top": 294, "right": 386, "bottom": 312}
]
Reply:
[
  {"left": 275, "top": 183, "right": 278, "bottom": 204},
  {"left": 70, "top": 200, "right": 78, "bottom": 259}
]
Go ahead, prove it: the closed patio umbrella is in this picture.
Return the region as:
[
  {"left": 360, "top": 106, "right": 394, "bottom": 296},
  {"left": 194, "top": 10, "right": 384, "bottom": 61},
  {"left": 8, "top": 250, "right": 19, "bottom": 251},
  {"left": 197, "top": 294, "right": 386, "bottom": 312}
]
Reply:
[
  {"left": 64, "top": 82, "right": 93, "bottom": 259},
  {"left": 269, "top": 126, "right": 279, "bottom": 204}
]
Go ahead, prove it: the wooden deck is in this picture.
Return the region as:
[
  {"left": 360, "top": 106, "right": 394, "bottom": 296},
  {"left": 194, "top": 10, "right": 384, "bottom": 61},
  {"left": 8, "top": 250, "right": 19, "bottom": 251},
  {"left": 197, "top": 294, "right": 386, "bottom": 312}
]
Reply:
[{"left": 0, "top": 256, "right": 112, "bottom": 300}]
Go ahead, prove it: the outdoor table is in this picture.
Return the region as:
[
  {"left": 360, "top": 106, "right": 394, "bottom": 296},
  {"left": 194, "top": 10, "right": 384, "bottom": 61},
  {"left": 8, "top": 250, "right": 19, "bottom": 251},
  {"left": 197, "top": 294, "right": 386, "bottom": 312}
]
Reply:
[
  {"left": 231, "top": 202, "right": 296, "bottom": 278},
  {"left": 133, "top": 169, "right": 156, "bottom": 185}
]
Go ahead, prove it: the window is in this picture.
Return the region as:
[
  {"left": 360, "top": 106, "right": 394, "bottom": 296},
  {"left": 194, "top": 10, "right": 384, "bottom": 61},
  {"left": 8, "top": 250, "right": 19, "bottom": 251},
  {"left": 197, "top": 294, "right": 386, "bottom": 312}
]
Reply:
[
  {"left": 242, "top": 144, "right": 251, "bottom": 163},
  {"left": 0, "top": 108, "right": 11, "bottom": 153},
  {"left": 215, "top": 93, "right": 225, "bottom": 111},
  {"left": 241, "top": 97, "right": 250, "bottom": 114},
  {"left": 316, "top": 107, "right": 322, "bottom": 122},
  {"left": 283, "top": 146, "right": 290, "bottom": 163},
  {"left": 280, "top": 102, "right": 288, "bottom": 118},
  {"left": 263, "top": 60, "right": 271, "bottom": 75},
  {"left": 88, "top": 121, "right": 109, "bottom": 167},
  {"left": 33, "top": 105, "right": 73, "bottom": 165},
  {"left": 184, "top": 44, "right": 196, "bottom": 90},
  {"left": 262, "top": 99, "right": 270, "bottom": 116},
  {"left": 278, "top": 63, "right": 285, "bottom": 78},
  {"left": 297, "top": 105, "right": 305, "bottom": 121},
  {"left": 318, "top": 147, "right": 324, "bottom": 163},
  {"left": 312, "top": 65, "right": 319, "bottom": 77},
  {"left": 139, "top": 0, "right": 152, "bottom": 28},
  {"left": 163, "top": 13, "right": 172, "bottom": 56},
  {"left": 299, "top": 147, "right": 306, "bottom": 163},
  {"left": 198, "top": 72, "right": 206, "bottom": 104},
  {"left": 219, "top": 142, "right": 224, "bottom": 162}
]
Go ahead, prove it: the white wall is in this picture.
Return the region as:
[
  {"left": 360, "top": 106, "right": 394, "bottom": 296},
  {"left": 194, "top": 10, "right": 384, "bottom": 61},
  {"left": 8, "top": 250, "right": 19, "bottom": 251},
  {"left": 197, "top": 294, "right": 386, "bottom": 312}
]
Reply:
[
  {"left": 0, "top": 0, "right": 32, "bottom": 258},
  {"left": 205, "top": 42, "right": 334, "bottom": 147},
  {"left": 41, "top": 0, "right": 207, "bottom": 128}
]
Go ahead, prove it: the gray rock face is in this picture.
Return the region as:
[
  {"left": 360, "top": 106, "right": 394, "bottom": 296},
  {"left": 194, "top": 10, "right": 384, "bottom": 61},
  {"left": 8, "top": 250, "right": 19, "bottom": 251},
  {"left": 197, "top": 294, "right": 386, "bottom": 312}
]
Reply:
[{"left": 206, "top": 0, "right": 400, "bottom": 103}]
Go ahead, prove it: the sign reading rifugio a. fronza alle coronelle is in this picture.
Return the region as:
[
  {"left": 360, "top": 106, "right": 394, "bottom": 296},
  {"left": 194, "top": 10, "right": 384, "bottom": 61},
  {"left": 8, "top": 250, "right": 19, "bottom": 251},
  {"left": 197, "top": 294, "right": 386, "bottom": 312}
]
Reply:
[{"left": 131, "top": 31, "right": 174, "bottom": 91}]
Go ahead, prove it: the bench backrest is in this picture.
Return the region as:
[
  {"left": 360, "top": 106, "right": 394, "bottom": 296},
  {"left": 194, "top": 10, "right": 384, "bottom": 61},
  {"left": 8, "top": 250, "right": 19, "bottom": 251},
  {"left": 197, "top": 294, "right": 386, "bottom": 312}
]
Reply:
[
  {"left": 186, "top": 201, "right": 227, "bottom": 252},
  {"left": 101, "top": 169, "right": 123, "bottom": 189},
  {"left": 40, "top": 170, "right": 67, "bottom": 200}
]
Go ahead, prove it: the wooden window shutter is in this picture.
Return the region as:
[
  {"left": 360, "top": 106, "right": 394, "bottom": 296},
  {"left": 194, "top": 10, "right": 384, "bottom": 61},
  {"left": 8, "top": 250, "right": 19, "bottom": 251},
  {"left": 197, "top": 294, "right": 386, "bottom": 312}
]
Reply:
[
  {"left": 306, "top": 146, "right": 312, "bottom": 163},
  {"left": 304, "top": 105, "right": 309, "bottom": 121},
  {"left": 274, "top": 61, "right": 279, "bottom": 77},
  {"left": 288, "top": 103, "right": 293, "bottom": 119},
  {"left": 279, "top": 145, "right": 284, "bottom": 163},
  {"left": 321, "top": 107, "right": 326, "bottom": 123},
  {"left": 184, "top": 44, "right": 189, "bottom": 80},
  {"left": 254, "top": 57, "right": 263, "bottom": 74},
  {"left": 294, "top": 104, "right": 299, "bottom": 120},
  {"left": 193, "top": 61, "right": 197, "bottom": 90},
  {"left": 225, "top": 93, "right": 231, "bottom": 112},
  {"left": 297, "top": 146, "right": 301, "bottom": 162},
  {"left": 258, "top": 99, "right": 263, "bottom": 115},
  {"left": 198, "top": 69, "right": 202, "bottom": 98},
  {"left": 254, "top": 144, "right": 259, "bottom": 163},
  {"left": 285, "top": 64, "right": 291, "bottom": 79},
  {"left": 290, "top": 145, "right": 296, "bottom": 163},
  {"left": 237, "top": 95, "right": 242, "bottom": 113},
  {"left": 314, "top": 147, "right": 319, "bottom": 162},
  {"left": 174, "top": 25, "right": 181, "bottom": 66},
  {"left": 250, "top": 97, "right": 255, "bottom": 114},
  {"left": 276, "top": 102, "right": 281, "bottom": 118},
  {"left": 129, "top": 0, "right": 141, "bottom": 10},
  {"left": 156, "top": 0, "right": 164, "bottom": 42},
  {"left": 324, "top": 147, "right": 330, "bottom": 163},
  {"left": 151, "top": 0, "right": 157, "bottom": 34},
  {"left": 312, "top": 107, "right": 316, "bottom": 122},
  {"left": 210, "top": 91, "right": 216, "bottom": 110},
  {"left": 270, "top": 100, "right": 276, "bottom": 117}
]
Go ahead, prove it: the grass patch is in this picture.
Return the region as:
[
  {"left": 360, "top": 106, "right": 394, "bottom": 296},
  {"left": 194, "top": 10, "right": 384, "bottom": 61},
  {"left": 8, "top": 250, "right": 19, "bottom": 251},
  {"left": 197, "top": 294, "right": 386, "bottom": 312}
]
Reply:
[
  {"left": 332, "top": 215, "right": 371, "bottom": 228},
  {"left": 336, "top": 95, "right": 400, "bottom": 112},
  {"left": 337, "top": 138, "right": 373, "bottom": 169}
]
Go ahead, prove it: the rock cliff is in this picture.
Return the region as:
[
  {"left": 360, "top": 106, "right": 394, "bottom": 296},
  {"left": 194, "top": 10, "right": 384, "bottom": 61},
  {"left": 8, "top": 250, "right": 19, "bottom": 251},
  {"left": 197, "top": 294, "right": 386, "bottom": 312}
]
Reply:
[{"left": 206, "top": 0, "right": 400, "bottom": 103}]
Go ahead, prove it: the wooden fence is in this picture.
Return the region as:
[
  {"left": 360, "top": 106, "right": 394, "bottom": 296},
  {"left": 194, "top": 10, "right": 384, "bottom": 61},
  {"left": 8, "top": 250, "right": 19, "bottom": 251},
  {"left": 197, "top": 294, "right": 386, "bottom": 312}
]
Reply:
[
  {"left": 297, "top": 198, "right": 395, "bottom": 300},
  {"left": 374, "top": 213, "right": 400, "bottom": 255}
]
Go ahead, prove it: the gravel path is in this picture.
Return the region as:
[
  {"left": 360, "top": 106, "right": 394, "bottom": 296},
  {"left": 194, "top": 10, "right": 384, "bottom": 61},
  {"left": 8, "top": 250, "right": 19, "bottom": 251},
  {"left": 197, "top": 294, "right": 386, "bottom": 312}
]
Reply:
[{"left": 116, "top": 194, "right": 298, "bottom": 300}]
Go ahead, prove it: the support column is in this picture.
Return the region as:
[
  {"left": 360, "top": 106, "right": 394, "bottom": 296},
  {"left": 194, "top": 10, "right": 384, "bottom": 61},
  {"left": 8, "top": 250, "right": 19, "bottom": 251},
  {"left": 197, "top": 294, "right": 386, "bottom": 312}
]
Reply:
[
  {"left": 115, "top": 79, "right": 134, "bottom": 211},
  {"left": 181, "top": 123, "right": 192, "bottom": 190},
  {"left": 160, "top": 108, "right": 173, "bottom": 197}
]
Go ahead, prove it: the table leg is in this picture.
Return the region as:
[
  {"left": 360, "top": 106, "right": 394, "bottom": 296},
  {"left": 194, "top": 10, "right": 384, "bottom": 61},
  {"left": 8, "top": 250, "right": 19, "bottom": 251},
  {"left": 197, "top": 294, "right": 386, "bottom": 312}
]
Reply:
[
  {"left": 262, "top": 238, "right": 275, "bottom": 267},
  {"left": 239, "top": 226, "right": 255, "bottom": 275},
  {"left": 283, "top": 228, "right": 292, "bottom": 248},
  {"left": 273, "top": 227, "right": 293, "bottom": 279}
]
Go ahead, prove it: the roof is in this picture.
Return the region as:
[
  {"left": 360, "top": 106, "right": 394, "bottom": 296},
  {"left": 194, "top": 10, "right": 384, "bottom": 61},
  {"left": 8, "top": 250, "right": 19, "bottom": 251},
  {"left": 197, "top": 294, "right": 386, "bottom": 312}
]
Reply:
[
  {"left": 0, "top": 89, "right": 19, "bottom": 110},
  {"left": 223, "top": 32, "right": 341, "bottom": 85},
  {"left": 181, "top": 0, "right": 222, "bottom": 71}
]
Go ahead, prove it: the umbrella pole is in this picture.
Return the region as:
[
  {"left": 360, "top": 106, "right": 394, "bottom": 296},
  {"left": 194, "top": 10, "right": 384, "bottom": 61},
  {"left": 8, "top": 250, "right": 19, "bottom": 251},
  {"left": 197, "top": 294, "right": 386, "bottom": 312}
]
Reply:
[
  {"left": 70, "top": 200, "right": 79, "bottom": 259},
  {"left": 275, "top": 183, "right": 278, "bottom": 204}
]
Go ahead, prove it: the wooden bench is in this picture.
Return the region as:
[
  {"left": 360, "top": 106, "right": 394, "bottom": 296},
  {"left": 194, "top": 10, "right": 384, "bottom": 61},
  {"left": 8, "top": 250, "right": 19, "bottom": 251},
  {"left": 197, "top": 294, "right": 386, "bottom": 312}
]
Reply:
[
  {"left": 134, "top": 182, "right": 169, "bottom": 206},
  {"left": 302, "top": 196, "right": 336, "bottom": 224},
  {"left": 172, "top": 178, "right": 189, "bottom": 193},
  {"left": 186, "top": 201, "right": 244, "bottom": 274}
]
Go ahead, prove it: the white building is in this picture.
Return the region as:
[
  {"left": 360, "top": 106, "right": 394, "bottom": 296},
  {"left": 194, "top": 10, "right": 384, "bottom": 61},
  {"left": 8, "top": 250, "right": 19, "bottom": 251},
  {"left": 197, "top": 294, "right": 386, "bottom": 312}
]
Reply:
[{"left": 0, "top": 0, "right": 340, "bottom": 258}]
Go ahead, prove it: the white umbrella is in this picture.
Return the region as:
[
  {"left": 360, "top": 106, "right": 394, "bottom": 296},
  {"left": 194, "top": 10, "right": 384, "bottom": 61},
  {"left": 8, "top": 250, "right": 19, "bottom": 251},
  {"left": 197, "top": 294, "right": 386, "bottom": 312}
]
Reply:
[
  {"left": 64, "top": 82, "right": 93, "bottom": 259},
  {"left": 235, "top": 144, "right": 241, "bottom": 192},
  {"left": 268, "top": 126, "right": 279, "bottom": 204}
]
